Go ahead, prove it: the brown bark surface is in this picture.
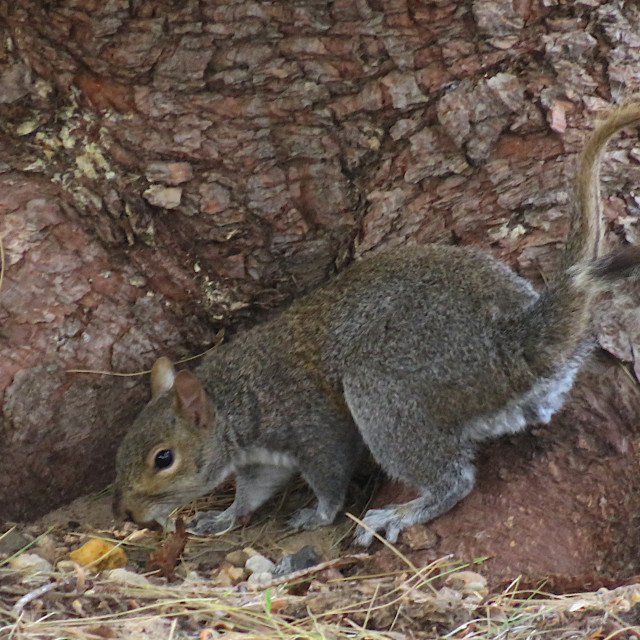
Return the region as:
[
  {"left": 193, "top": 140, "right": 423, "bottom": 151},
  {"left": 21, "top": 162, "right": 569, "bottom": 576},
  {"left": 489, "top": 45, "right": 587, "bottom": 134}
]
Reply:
[{"left": 1, "top": 0, "right": 640, "bottom": 581}]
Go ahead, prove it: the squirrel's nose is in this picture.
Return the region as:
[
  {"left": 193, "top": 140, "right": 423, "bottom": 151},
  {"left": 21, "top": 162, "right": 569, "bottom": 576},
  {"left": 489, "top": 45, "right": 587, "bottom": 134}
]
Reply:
[{"left": 112, "top": 492, "right": 163, "bottom": 529}]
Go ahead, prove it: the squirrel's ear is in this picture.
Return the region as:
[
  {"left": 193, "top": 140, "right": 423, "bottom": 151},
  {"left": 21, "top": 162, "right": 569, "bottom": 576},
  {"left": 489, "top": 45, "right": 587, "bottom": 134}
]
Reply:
[
  {"left": 150, "top": 357, "right": 176, "bottom": 398},
  {"left": 173, "top": 370, "right": 211, "bottom": 428}
]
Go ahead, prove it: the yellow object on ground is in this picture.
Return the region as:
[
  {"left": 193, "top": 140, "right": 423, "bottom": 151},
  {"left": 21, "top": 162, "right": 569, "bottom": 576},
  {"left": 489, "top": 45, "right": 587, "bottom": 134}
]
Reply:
[{"left": 69, "top": 538, "right": 127, "bottom": 570}]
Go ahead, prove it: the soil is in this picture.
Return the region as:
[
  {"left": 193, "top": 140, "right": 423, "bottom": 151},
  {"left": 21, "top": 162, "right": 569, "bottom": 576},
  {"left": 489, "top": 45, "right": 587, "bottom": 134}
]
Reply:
[
  {"left": 3, "top": 408, "right": 640, "bottom": 640},
  {"left": 2, "top": 353, "right": 640, "bottom": 638}
]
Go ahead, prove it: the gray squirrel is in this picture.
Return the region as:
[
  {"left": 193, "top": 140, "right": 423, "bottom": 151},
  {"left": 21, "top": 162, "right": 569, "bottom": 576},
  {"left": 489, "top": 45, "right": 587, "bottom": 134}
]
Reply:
[{"left": 113, "top": 104, "right": 640, "bottom": 545}]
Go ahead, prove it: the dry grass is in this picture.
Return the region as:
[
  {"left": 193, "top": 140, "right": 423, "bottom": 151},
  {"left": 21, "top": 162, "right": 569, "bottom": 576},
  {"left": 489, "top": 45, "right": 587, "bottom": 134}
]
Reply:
[{"left": 2, "top": 515, "right": 640, "bottom": 640}]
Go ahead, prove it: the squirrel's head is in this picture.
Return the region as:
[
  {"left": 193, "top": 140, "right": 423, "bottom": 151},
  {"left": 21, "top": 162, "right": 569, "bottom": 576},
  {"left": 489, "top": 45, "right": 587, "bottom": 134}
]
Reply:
[{"left": 112, "top": 357, "right": 224, "bottom": 528}]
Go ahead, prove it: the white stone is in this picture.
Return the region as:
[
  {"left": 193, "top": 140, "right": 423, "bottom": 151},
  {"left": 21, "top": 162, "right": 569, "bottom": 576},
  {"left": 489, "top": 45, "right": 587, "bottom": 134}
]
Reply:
[
  {"left": 9, "top": 553, "right": 52, "bottom": 574},
  {"left": 245, "top": 554, "right": 275, "bottom": 575},
  {"left": 105, "top": 568, "right": 152, "bottom": 588}
]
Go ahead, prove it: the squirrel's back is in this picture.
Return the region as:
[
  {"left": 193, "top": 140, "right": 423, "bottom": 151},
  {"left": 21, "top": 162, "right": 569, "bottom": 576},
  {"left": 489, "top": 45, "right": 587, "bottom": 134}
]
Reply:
[{"left": 258, "top": 244, "right": 541, "bottom": 434}]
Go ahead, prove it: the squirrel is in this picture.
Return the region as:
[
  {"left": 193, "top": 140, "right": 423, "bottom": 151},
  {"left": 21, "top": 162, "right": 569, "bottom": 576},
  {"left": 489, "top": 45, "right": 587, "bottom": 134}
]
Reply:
[{"left": 113, "top": 104, "right": 640, "bottom": 545}]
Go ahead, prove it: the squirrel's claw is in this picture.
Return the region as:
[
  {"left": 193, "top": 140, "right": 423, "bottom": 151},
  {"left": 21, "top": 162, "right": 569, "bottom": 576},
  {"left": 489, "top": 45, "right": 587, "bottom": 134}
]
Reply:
[
  {"left": 353, "top": 505, "right": 404, "bottom": 546},
  {"left": 288, "top": 506, "right": 333, "bottom": 530},
  {"left": 188, "top": 510, "right": 238, "bottom": 536}
]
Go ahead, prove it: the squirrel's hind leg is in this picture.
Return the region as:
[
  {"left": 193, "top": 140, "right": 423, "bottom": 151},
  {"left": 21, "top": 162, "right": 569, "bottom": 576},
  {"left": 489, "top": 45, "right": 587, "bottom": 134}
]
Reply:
[
  {"left": 343, "top": 370, "right": 476, "bottom": 545},
  {"left": 353, "top": 458, "right": 475, "bottom": 545}
]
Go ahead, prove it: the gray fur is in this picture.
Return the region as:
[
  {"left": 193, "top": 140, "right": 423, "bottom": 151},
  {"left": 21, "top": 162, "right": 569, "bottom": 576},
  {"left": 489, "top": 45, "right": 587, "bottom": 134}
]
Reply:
[
  {"left": 113, "top": 108, "right": 640, "bottom": 544},
  {"left": 113, "top": 246, "right": 619, "bottom": 542}
]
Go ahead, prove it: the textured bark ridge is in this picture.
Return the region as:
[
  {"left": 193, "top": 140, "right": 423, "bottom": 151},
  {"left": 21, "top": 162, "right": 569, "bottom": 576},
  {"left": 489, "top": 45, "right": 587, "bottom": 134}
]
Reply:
[{"left": 1, "top": 0, "right": 640, "bottom": 580}]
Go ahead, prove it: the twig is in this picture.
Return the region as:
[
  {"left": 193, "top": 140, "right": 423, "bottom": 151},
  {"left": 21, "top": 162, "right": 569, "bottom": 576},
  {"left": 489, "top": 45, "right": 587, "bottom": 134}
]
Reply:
[
  {"left": 265, "top": 553, "right": 369, "bottom": 589},
  {"left": 12, "top": 575, "right": 77, "bottom": 613},
  {"left": 12, "top": 565, "right": 86, "bottom": 613}
]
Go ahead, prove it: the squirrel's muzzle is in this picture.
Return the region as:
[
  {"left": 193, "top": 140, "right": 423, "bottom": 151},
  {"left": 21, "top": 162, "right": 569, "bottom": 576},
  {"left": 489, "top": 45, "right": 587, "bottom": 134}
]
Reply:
[{"left": 112, "top": 486, "right": 167, "bottom": 530}]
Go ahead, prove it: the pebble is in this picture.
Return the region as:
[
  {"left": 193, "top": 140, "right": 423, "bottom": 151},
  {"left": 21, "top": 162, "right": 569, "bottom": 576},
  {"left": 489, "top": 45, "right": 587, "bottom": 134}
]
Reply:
[
  {"left": 247, "top": 571, "right": 273, "bottom": 588},
  {"left": 245, "top": 554, "right": 275, "bottom": 575},
  {"left": 273, "top": 545, "right": 319, "bottom": 577},
  {"left": 0, "top": 529, "right": 30, "bottom": 556},
  {"left": 105, "top": 568, "right": 152, "bottom": 588},
  {"left": 8, "top": 553, "right": 52, "bottom": 574},
  {"left": 225, "top": 549, "right": 249, "bottom": 567},
  {"left": 444, "top": 570, "right": 488, "bottom": 597}
]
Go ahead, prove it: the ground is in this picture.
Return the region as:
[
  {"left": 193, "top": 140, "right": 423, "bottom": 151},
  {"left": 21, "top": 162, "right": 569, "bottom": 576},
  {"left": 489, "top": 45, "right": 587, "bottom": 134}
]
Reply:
[{"left": 2, "top": 484, "right": 640, "bottom": 639}]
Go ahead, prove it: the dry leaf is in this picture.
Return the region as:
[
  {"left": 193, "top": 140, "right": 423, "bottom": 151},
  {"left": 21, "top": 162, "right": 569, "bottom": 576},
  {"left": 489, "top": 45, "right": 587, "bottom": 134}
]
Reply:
[{"left": 146, "top": 518, "right": 189, "bottom": 579}]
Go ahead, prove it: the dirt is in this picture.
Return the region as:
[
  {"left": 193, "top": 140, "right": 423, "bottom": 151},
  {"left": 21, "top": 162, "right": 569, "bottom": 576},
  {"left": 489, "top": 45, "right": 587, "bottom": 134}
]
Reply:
[
  {"left": 3, "top": 388, "right": 640, "bottom": 640},
  {"left": 1, "top": 352, "right": 639, "bottom": 640},
  {"left": 3, "top": 483, "right": 640, "bottom": 640}
]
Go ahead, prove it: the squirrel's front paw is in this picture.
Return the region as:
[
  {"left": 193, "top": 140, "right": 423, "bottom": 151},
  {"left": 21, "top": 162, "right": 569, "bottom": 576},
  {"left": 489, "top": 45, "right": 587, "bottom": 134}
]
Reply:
[
  {"left": 288, "top": 507, "right": 331, "bottom": 530},
  {"left": 188, "top": 510, "right": 238, "bottom": 535},
  {"left": 353, "top": 506, "right": 402, "bottom": 546}
]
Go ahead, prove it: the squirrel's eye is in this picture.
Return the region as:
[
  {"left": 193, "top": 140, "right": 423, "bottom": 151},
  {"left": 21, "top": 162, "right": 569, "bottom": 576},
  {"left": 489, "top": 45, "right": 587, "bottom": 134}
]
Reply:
[{"left": 154, "top": 449, "right": 174, "bottom": 470}]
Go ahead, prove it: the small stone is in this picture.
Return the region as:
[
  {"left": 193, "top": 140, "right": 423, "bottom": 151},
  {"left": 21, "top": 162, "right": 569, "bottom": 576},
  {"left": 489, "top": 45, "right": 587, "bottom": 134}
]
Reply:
[
  {"left": 225, "top": 549, "right": 249, "bottom": 567},
  {"left": 444, "top": 570, "right": 489, "bottom": 597},
  {"left": 228, "top": 566, "right": 245, "bottom": 581},
  {"left": 0, "top": 529, "right": 30, "bottom": 556},
  {"left": 56, "top": 560, "right": 79, "bottom": 573},
  {"left": 273, "top": 545, "right": 319, "bottom": 577},
  {"left": 9, "top": 553, "right": 52, "bottom": 574},
  {"left": 217, "top": 561, "right": 246, "bottom": 586},
  {"left": 33, "top": 535, "right": 60, "bottom": 564},
  {"left": 247, "top": 571, "right": 273, "bottom": 588},
  {"left": 245, "top": 554, "right": 275, "bottom": 575},
  {"left": 106, "top": 568, "right": 152, "bottom": 588}
]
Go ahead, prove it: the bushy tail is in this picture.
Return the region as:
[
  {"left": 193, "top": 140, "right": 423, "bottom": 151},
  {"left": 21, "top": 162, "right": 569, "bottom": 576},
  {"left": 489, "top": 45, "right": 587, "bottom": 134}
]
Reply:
[
  {"left": 573, "top": 245, "right": 640, "bottom": 289},
  {"left": 516, "top": 103, "right": 640, "bottom": 373},
  {"left": 564, "top": 103, "right": 640, "bottom": 268}
]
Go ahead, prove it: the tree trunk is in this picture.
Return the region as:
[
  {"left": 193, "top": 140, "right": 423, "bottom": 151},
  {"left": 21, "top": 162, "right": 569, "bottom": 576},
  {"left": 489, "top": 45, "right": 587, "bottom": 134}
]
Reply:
[{"left": 1, "top": 0, "right": 639, "bottom": 581}]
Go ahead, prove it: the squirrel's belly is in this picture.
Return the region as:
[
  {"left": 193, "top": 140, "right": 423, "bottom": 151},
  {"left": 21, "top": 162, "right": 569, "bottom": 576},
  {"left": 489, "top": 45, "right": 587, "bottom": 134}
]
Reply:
[{"left": 462, "top": 346, "right": 592, "bottom": 442}]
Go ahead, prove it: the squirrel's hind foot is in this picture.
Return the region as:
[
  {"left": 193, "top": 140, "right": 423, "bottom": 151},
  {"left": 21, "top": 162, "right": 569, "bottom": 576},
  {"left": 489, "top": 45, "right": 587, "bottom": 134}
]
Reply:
[
  {"left": 354, "top": 470, "right": 476, "bottom": 546},
  {"left": 353, "top": 505, "right": 405, "bottom": 546}
]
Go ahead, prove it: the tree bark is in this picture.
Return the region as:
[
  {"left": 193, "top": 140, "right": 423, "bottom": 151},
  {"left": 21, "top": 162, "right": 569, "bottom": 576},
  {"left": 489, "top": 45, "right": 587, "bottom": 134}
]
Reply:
[{"left": 1, "top": 0, "right": 639, "bottom": 580}]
